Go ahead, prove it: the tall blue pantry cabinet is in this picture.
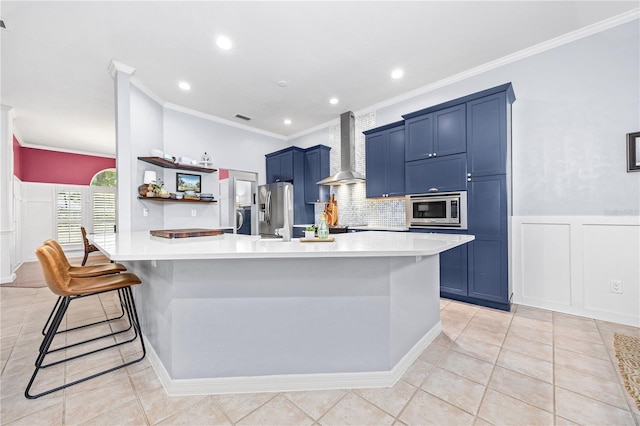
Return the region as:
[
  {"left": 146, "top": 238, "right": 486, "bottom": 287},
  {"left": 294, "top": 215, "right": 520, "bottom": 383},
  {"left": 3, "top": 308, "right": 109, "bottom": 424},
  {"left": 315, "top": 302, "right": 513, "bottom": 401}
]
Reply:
[{"left": 401, "top": 83, "right": 515, "bottom": 311}]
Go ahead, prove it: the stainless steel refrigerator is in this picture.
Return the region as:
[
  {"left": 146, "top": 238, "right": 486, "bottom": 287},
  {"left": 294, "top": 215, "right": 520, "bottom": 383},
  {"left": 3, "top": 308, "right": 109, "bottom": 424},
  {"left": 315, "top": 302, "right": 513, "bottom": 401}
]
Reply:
[{"left": 258, "top": 182, "right": 293, "bottom": 239}]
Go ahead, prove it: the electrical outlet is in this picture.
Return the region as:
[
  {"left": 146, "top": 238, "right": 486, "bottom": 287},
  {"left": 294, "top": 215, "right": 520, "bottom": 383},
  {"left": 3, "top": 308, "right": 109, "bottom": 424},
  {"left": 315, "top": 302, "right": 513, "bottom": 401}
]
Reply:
[
  {"left": 191, "top": 209, "right": 197, "bottom": 217},
  {"left": 143, "top": 208, "right": 149, "bottom": 217},
  {"left": 151, "top": 260, "right": 157, "bottom": 268},
  {"left": 610, "top": 280, "right": 623, "bottom": 294}
]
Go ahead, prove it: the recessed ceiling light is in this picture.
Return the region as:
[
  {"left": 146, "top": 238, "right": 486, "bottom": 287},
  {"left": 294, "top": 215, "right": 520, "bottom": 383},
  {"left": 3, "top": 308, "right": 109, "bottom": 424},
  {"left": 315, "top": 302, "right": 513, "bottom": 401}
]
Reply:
[
  {"left": 178, "top": 81, "right": 191, "bottom": 91},
  {"left": 278, "top": 80, "right": 288, "bottom": 87},
  {"left": 216, "top": 36, "right": 233, "bottom": 51},
  {"left": 284, "top": 119, "right": 292, "bottom": 125},
  {"left": 391, "top": 69, "right": 404, "bottom": 79},
  {"left": 329, "top": 97, "right": 339, "bottom": 105}
]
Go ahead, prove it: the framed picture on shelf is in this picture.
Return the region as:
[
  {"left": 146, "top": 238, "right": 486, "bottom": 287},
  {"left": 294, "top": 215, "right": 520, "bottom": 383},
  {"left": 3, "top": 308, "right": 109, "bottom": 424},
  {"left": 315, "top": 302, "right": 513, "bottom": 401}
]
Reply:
[
  {"left": 176, "top": 173, "right": 201, "bottom": 192},
  {"left": 627, "top": 131, "right": 640, "bottom": 172}
]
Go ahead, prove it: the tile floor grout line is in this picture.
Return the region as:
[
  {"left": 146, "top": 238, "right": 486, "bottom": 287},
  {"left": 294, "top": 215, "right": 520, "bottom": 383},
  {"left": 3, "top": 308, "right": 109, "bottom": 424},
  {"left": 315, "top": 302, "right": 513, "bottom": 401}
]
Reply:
[{"left": 468, "top": 302, "right": 516, "bottom": 424}]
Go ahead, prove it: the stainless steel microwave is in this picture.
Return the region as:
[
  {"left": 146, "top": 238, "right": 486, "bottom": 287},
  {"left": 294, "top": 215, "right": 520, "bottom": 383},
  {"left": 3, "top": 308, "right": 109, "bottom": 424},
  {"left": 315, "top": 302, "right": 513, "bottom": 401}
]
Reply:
[{"left": 406, "top": 191, "right": 467, "bottom": 229}]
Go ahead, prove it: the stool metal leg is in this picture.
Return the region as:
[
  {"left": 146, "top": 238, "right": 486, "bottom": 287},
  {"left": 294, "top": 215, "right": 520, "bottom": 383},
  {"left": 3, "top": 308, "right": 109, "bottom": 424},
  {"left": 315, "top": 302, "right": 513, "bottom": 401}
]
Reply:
[
  {"left": 25, "top": 286, "right": 146, "bottom": 399},
  {"left": 41, "top": 289, "right": 126, "bottom": 336}
]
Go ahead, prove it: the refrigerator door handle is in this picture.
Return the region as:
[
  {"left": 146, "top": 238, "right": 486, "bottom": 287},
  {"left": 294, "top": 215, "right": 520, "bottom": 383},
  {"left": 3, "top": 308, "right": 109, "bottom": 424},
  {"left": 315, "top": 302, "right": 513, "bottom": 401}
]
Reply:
[
  {"left": 266, "top": 190, "right": 272, "bottom": 224},
  {"left": 236, "top": 210, "right": 243, "bottom": 230}
]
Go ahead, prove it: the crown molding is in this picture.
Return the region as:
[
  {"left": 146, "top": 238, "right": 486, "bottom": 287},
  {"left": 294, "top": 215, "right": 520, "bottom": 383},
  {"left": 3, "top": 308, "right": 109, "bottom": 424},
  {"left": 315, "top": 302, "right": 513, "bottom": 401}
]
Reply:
[
  {"left": 163, "top": 102, "right": 287, "bottom": 141},
  {"left": 107, "top": 60, "right": 136, "bottom": 78},
  {"left": 364, "top": 9, "right": 640, "bottom": 114}
]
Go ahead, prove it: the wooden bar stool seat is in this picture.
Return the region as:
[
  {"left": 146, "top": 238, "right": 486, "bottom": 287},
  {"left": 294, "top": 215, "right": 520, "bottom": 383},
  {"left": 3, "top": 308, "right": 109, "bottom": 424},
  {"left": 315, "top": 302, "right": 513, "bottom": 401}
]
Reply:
[{"left": 26, "top": 245, "right": 146, "bottom": 399}]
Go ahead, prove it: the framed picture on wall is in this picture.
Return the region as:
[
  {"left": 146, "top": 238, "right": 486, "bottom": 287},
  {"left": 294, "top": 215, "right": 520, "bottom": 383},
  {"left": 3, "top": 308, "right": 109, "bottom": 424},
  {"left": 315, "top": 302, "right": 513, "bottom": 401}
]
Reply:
[
  {"left": 627, "top": 131, "right": 640, "bottom": 172},
  {"left": 176, "top": 173, "right": 201, "bottom": 192}
]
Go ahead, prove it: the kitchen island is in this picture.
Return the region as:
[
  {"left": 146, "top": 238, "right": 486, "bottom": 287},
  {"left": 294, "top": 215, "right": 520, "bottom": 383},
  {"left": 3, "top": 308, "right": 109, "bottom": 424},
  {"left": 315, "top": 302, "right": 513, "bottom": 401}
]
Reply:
[{"left": 90, "top": 231, "right": 473, "bottom": 395}]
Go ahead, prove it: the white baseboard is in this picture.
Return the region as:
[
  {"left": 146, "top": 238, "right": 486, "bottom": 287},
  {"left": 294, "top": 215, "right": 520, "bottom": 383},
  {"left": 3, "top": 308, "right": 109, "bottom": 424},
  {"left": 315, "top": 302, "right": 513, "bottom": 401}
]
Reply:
[
  {"left": 0, "top": 273, "right": 17, "bottom": 284},
  {"left": 145, "top": 321, "right": 442, "bottom": 396}
]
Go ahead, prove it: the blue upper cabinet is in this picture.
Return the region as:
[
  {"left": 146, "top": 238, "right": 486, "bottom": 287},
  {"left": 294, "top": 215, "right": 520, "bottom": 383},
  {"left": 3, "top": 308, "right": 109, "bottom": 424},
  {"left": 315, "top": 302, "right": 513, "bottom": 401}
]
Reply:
[
  {"left": 404, "top": 114, "right": 433, "bottom": 162},
  {"left": 304, "top": 145, "right": 330, "bottom": 203},
  {"left": 404, "top": 103, "right": 466, "bottom": 162},
  {"left": 467, "top": 92, "right": 508, "bottom": 177},
  {"left": 405, "top": 153, "right": 467, "bottom": 194},
  {"left": 266, "top": 148, "right": 298, "bottom": 184},
  {"left": 364, "top": 121, "right": 405, "bottom": 198}
]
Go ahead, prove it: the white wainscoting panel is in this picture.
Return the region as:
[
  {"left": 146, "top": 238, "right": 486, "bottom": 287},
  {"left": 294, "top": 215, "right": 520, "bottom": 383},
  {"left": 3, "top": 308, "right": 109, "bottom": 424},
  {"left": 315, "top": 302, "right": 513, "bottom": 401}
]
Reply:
[
  {"left": 520, "top": 223, "right": 571, "bottom": 306},
  {"left": 583, "top": 224, "right": 640, "bottom": 321},
  {"left": 512, "top": 216, "right": 640, "bottom": 327}
]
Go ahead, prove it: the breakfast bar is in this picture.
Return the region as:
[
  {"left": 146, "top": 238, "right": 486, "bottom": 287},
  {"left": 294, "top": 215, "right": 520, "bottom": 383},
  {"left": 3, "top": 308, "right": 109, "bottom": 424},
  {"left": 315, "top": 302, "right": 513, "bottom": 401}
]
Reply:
[{"left": 90, "top": 231, "right": 474, "bottom": 395}]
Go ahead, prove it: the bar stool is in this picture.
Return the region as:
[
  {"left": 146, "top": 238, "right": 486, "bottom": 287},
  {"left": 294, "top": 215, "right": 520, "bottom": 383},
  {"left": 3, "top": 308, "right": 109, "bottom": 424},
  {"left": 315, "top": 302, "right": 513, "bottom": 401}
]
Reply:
[
  {"left": 41, "top": 239, "right": 128, "bottom": 336},
  {"left": 81, "top": 226, "right": 100, "bottom": 266},
  {"left": 26, "top": 245, "right": 146, "bottom": 399}
]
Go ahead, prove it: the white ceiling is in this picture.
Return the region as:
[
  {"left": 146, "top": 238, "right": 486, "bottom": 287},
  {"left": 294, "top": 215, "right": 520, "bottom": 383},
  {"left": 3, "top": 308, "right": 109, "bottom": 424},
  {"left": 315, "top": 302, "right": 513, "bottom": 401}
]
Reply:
[{"left": 1, "top": 1, "right": 638, "bottom": 156}]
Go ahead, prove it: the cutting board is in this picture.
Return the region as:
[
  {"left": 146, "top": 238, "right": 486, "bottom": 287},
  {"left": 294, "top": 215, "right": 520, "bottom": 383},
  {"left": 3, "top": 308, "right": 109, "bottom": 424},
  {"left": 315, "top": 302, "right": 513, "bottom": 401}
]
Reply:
[
  {"left": 150, "top": 228, "right": 224, "bottom": 239},
  {"left": 300, "top": 237, "right": 335, "bottom": 242}
]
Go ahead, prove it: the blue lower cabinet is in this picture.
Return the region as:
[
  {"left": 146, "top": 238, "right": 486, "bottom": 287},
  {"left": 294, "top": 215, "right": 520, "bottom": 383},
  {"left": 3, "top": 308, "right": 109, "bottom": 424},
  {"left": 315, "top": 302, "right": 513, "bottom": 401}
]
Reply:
[
  {"left": 440, "top": 243, "right": 468, "bottom": 297},
  {"left": 409, "top": 228, "right": 468, "bottom": 297},
  {"left": 468, "top": 239, "right": 508, "bottom": 305},
  {"left": 405, "top": 153, "right": 467, "bottom": 194}
]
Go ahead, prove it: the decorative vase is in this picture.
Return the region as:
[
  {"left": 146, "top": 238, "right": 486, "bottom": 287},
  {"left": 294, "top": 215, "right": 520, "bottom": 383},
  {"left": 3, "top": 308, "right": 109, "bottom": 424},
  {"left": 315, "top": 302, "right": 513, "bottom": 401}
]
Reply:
[{"left": 304, "top": 230, "right": 315, "bottom": 240}]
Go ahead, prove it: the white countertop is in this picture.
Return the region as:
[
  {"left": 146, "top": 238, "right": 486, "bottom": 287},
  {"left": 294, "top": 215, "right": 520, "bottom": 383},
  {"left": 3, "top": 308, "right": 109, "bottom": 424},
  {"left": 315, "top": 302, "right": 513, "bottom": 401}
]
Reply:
[
  {"left": 348, "top": 225, "right": 409, "bottom": 232},
  {"left": 90, "top": 231, "right": 474, "bottom": 261}
]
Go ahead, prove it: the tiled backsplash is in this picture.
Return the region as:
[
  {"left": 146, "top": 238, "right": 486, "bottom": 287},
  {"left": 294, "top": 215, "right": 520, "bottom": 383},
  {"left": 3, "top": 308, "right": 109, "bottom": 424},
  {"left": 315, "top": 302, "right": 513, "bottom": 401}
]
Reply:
[{"left": 312, "top": 111, "right": 406, "bottom": 228}]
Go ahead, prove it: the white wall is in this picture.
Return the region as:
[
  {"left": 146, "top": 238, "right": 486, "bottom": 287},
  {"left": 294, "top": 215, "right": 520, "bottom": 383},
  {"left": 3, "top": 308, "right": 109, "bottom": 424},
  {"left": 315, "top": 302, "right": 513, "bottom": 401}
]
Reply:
[
  {"left": 374, "top": 20, "right": 640, "bottom": 217},
  {"left": 162, "top": 109, "right": 288, "bottom": 187},
  {"left": 131, "top": 85, "right": 165, "bottom": 232}
]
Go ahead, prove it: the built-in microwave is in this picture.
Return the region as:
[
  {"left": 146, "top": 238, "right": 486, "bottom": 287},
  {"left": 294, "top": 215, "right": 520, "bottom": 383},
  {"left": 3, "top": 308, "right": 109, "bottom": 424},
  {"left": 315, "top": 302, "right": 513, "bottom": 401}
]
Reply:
[{"left": 406, "top": 191, "right": 467, "bottom": 229}]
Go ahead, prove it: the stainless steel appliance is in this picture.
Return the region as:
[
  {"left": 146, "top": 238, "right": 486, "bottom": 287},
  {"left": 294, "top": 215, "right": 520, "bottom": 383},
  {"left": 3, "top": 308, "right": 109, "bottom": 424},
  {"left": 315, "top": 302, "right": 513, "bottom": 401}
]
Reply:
[
  {"left": 259, "top": 182, "right": 293, "bottom": 240},
  {"left": 406, "top": 191, "right": 467, "bottom": 229}
]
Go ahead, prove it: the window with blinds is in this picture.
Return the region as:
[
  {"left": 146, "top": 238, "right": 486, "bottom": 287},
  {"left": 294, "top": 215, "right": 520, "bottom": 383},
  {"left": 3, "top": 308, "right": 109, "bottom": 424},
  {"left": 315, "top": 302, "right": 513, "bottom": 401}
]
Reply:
[
  {"left": 56, "top": 190, "right": 83, "bottom": 244},
  {"left": 92, "top": 190, "right": 116, "bottom": 234}
]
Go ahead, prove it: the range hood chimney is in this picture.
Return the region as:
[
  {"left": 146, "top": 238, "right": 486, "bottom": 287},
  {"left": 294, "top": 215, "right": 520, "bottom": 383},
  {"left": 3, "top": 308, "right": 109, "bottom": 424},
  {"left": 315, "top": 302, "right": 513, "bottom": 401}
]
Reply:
[{"left": 317, "top": 111, "right": 365, "bottom": 185}]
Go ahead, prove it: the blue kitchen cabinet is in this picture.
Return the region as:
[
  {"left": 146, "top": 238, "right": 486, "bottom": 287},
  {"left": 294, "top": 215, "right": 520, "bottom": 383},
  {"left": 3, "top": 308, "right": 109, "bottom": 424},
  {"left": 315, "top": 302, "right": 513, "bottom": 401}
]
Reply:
[
  {"left": 265, "top": 147, "right": 307, "bottom": 223},
  {"left": 266, "top": 149, "right": 297, "bottom": 183},
  {"left": 266, "top": 145, "right": 330, "bottom": 225},
  {"left": 304, "top": 145, "right": 330, "bottom": 203},
  {"left": 403, "top": 104, "right": 466, "bottom": 162},
  {"left": 364, "top": 121, "right": 405, "bottom": 198},
  {"left": 467, "top": 92, "right": 508, "bottom": 177},
  {"left": 405, "top": 153, "right": 467, "bottom": 194},
  {"left": 467, "top": 174, "right": 509, "bottom": 308},
  {"left": 409, "top": 228, "right": 468, "bottom": 297}
]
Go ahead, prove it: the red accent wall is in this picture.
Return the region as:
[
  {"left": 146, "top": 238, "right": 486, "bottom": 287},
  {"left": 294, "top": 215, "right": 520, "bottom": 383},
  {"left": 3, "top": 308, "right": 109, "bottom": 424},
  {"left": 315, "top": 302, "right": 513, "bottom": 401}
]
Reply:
[
  {"left": 13, "top": 136, "right": 23, "bottom": 181},
  {"left": 13, "top": 137, "right": 116, "bottom": 185}
]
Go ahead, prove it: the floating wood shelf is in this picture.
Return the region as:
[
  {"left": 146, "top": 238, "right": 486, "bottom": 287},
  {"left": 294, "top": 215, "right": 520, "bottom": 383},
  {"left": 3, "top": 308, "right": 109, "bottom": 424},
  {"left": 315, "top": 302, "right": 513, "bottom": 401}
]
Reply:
[
  {"left": 138, "top": 196, "right": 217, "bottom": 203},
  {"left": 138, "top": 157, "right": 217, "bottom": 173}
]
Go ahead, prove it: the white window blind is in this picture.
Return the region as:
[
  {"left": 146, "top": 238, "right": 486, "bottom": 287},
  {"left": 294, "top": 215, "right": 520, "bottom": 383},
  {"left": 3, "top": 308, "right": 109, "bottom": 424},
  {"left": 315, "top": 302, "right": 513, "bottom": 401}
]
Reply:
[
  {"left": 92, "top": 190, "right": 116, "bottom": 234},
  {"left": 56, "top": 190, "right": 83, "bottom": 245}
]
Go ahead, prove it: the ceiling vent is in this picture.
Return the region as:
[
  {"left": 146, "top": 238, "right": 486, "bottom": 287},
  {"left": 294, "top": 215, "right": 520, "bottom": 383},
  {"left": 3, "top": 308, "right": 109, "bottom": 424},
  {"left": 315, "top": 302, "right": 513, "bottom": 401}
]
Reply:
[{"left": 235, "top": 114, "right": 251, "bottom": 121}]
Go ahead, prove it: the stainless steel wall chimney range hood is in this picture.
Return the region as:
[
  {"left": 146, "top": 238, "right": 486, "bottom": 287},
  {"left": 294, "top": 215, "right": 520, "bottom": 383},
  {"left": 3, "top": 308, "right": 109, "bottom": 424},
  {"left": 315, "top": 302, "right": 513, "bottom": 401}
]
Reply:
[{"left": 317, "top": 111, "right": 365, "bottom": 185}]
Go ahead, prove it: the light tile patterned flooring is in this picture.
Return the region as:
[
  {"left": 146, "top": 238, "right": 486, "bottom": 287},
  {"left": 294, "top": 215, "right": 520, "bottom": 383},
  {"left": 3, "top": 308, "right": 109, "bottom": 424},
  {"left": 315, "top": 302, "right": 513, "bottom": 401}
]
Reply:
[{"left": 1, "top": 286, "right": 639, "bottom": 425}]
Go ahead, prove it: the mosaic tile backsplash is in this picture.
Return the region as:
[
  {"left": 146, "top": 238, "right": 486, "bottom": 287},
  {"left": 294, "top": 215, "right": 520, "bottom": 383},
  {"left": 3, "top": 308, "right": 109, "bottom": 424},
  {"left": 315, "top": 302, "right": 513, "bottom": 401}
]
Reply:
[{"left": 313, "top": 111, "right": 407, "bottom": 228}]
